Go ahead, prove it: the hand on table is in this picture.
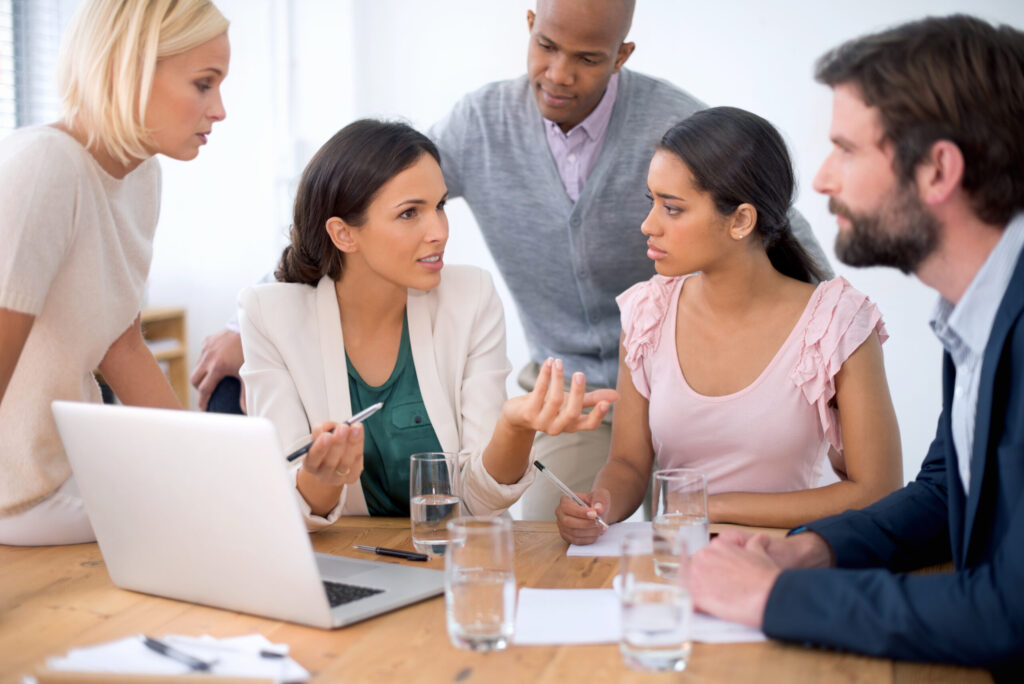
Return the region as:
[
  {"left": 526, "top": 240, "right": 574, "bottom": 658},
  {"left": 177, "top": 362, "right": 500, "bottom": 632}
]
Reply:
[
  {"left": 690, "top": 533, "right": 782, "bottom": 628},
  {"left": 713, "top": 528, "right": 834, "bottom": 570},
  {"left": 555, "top": 488, "right": 611, "bottom": 545},
  {"left": 502, "top": 357, "right": 618, "bottom": 436},
  {"left": 190, "top": 328, "right": 245, "bottom": 411}
]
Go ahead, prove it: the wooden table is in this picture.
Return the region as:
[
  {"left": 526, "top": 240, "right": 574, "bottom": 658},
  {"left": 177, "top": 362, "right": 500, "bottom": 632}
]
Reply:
[{"left": 0, "top": 519, "right": 991, "bottom": 683}]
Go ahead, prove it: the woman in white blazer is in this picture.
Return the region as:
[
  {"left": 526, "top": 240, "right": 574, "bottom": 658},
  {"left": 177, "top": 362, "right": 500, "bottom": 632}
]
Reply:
[{"left": 239, "top": 120, "right": 617, "bottom": 528}]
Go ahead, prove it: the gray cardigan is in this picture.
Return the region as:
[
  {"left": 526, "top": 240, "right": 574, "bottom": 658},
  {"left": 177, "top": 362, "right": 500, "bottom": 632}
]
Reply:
[{"left": 431, "top": 68, "right": 830, "bottom": 388}]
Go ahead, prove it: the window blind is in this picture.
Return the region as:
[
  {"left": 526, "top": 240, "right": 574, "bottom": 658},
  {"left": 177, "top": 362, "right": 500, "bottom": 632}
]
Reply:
[
  {"left": 0, "top": 1, "right": 14, "bottom": 136},
  {"left": 1, "top": 0, "right": 63, "bottom": 140}
]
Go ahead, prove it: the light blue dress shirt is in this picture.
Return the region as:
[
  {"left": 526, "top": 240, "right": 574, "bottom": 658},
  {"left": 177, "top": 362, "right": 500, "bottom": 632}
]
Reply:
[{"left": 930, "top": 213, "right": 1024, "bottom": 494}]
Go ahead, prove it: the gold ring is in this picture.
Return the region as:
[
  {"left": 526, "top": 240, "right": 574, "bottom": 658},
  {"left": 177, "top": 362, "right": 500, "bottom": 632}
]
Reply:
[{"left": 334, "top": 467, "right": 350, "bottom": 477}]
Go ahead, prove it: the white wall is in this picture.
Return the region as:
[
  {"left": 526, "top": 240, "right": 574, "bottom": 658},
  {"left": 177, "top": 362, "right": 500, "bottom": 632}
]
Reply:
[{"left": 146, "top": 0, "right": 1024, "bottom": 483}]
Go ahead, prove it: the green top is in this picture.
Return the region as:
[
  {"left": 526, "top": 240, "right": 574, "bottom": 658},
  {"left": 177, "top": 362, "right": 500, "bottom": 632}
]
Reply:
[{"left": 346, "top": 316, "right": 443, "bottom": 516}]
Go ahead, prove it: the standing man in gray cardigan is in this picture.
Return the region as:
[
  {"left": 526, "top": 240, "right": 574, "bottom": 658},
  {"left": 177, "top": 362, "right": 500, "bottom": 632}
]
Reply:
[
  {"left": 428, "top": 0, "right": 830, "bottom": 518},
  {"left": 190, "top": 0, "right": 831, "bottom": 520}
]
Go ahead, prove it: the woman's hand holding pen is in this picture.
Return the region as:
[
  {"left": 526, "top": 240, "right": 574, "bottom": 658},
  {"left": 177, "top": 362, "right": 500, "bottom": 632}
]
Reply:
[
  {"left": 501, "top": 357, "right": 619, "bottom": 436},
  {"left": 296, "top": 421, "right": 364, "bottom": 516},
  {"left": 303, "top": 421, "right": 364, "bottom": 485},
  {"left": 556, "top": 488, "right": 611, "bottom": 545}
]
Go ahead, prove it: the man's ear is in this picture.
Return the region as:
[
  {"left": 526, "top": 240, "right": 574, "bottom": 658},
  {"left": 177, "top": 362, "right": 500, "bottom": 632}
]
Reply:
[
  {"left": 614, "top": 41, "right": 635, "bottom": 72},
  {"left": 729, "top": 203, "right": 758, "bottom": 241},
  {"left": 916, "top": 140, "right": 964, "bottom": 207},
  {"left": 326, "top": 217, "right": 358, "bottom": 253},
  {"left": 527, "top": 9, "right": 535, "bottom": 32}
]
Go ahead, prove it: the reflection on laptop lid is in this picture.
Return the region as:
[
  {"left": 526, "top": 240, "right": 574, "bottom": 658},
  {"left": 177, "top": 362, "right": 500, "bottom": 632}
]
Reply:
[{"left": 51, "top": 401, "right": 443, "bottom": 629}]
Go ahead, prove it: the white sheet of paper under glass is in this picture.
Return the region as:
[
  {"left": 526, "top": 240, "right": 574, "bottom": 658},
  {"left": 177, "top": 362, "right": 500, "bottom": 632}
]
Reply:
[
  {"left": 514, "top": 588, "right": 766, "bottom": 645},
  {"left": 566, "top": 521, "right": 652, "bottom": 556}
]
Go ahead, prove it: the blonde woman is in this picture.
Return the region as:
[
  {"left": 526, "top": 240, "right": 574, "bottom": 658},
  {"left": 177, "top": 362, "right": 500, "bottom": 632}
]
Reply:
[{"left": 0, "top": 0, "right": 230, "bottom": 545}]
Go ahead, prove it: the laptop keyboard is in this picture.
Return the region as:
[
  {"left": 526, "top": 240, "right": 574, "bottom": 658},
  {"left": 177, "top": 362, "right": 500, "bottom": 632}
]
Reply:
[{"left": 322, "top": 580, "right": 384, "bottom": 607}]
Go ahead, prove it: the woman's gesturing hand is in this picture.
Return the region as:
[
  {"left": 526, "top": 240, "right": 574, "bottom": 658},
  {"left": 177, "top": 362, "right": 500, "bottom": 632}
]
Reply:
[{"left": 503, "top": 357, "right": 618, "bottom": 436}]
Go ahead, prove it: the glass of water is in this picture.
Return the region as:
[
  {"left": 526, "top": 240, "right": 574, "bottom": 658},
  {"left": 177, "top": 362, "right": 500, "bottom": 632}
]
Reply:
[
  {"left": 445, "top": 517, "right": 516, "bottom": 652},
  {"left": 410, "top": 452, "right": 462, "bottom": 556},
  {"left": 619, "top": 531, "right": 692, "bottom": 671},
  {"left": 651, "top": 468, "right": 708, "bottom": 580}
]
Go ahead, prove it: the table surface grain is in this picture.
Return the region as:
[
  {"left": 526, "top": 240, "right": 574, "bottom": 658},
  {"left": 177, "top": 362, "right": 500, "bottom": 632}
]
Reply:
[{"left": 0, "top": 518, "right": 991, "bottom": 684}]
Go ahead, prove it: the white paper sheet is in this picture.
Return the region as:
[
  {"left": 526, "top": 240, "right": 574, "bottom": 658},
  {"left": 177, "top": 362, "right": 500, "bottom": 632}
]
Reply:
[
  {"left": 44, "top": 633, "right": 309, "bottom": 681},
  {"left": 514, "top": 589, "right": 622, "bottom": 644},
  {"left": 514, "top": 588, "right": 766, "bottom": 645},
  {"left": 566, "top": 521, "right": 652, "bottom": 556}
]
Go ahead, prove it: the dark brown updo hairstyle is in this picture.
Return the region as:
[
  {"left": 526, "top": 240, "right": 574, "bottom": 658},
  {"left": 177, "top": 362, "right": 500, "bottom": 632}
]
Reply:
[
  {"left": 276, "top": 119, "right": 442, "bottom": 284},
  {"left": 659, "top": 107, "right": 826, "bottom": 284}
]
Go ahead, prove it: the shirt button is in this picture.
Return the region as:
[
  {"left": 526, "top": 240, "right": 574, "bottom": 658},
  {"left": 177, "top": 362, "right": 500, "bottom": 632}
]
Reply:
[{"left": 567, "top": 153, "right": 577, "bottom": 164}]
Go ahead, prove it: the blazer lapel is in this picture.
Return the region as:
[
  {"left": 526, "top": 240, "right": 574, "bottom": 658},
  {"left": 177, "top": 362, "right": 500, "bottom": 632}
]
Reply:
[
  {"left": 406, "top": 288, "right": 461, "bottom": 453},
  {"left": 940, "top": 358, "right": 967, "bottom": 565},
  {"left": 315, "top": 276, "right": 367, "bottom": 515},
  {"left": 961, "top": 251, "right": 1024, "bottom": 564}
]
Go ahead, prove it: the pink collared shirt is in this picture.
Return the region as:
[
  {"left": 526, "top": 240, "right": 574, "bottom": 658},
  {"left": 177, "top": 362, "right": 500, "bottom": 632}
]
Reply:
[{"left": 542, "top": 73, "right": 619, "bottom": 202}]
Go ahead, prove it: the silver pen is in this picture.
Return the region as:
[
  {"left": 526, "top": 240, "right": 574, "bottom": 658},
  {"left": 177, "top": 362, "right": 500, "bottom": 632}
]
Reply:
[
  {"left": 285, "top": 402, "right": 384, "bottom": 462},
  {"left": 533, "top": 460, "right": 609, "bottom": 529}
]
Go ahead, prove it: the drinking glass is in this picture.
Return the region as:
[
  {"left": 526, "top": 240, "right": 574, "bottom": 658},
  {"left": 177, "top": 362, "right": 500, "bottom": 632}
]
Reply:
[
  {"left": 410, "top": 452, "right": 462, "bottom": 555},
  {"left": 651, "top": 468, "right": 708, "bottom": 580},
  {"left": 619, "top": 532, "right": 692, "bottom": 671},
  {"left": 445, "top": 517, "right": 516, "bottom": 652}
]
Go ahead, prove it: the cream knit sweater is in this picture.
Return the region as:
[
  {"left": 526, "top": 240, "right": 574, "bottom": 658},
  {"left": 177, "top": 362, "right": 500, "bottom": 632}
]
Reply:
[{"left": 0, "top": 126, "right": 160, "bottom": 515}]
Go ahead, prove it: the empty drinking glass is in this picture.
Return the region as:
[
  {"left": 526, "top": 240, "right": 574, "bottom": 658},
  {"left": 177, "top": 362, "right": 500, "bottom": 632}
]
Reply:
[
  {"left": 651, "top": 468, "right": 708, "bottom": 580},
  {"left": 445, "top": 517, "right": 516, "bottom": 652},
  {"left": 410, "top": 452, "right": 462, "bottom": 555}
]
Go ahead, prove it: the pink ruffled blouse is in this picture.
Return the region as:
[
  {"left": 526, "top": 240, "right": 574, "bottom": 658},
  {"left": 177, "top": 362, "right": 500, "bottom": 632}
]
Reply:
[{"left": 616, "top": 274, "right": 887, "bottom": 495}]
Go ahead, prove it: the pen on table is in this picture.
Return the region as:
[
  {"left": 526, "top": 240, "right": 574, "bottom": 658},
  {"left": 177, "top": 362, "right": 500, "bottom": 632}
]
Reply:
[
  {"left": 354, "top": 545, "right": 429, "bottom": 561},
  {"left": 160, "top": 638, "right": 288, "bottom": 660},
  {"left": 141, "top": 635, "right": 215, "bottom": 671},
  {"left": 285, "top": 401, "right": 384, "bottom": 462},
  {"left": 533, "top": 460, "right": 609, "bottom": 529}
]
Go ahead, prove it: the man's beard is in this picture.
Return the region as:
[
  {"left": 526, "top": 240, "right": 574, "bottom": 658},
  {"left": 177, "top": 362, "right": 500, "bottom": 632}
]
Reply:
[{"left": 831, "top": 182, "right": 940, "bottom": 274}]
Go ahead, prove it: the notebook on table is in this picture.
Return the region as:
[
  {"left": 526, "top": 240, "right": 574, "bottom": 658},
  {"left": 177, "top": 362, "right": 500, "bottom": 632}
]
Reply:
[{"left": 51, "top": 400, "right": 443, "bottom": 629}]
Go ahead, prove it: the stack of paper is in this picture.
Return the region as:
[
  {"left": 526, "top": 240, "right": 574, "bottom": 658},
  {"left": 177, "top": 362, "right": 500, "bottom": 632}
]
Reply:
[
  {"left": 36, "top": 634, "right": 308, "bottom": 682},
  {"left": 566, "top": 521, "right": 652, "bottom": 556}
]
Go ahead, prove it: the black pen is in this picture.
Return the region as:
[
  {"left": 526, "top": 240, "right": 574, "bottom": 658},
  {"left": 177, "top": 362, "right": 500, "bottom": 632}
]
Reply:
[
  {"left": 285, "top": 402, "right": 384, "bottom": 462},
  {"left": 354, "top": 544, "right": 429, "bottom": 561},
  {"left": 141, "top": 635, "right": 215, "bottom": 671}
]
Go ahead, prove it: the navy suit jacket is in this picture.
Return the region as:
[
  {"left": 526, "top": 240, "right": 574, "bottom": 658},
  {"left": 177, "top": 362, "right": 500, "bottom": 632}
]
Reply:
[{"left": 763, "top": 250, "right": 1024, "bottom": 677}]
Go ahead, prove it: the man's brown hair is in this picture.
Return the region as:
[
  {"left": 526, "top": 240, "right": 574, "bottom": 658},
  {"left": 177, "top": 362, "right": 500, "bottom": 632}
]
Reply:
[{"left": 816, "top": 14, "right": 1024, "bottom": 225}]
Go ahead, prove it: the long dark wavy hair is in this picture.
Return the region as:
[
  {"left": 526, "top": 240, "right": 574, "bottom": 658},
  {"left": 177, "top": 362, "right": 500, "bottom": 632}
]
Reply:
[
  {"left": 276, "top": 119, "right": 441, "bottom": 284},
  {"left": 659, "top": 107, "right": 826, "bottom": 283}
]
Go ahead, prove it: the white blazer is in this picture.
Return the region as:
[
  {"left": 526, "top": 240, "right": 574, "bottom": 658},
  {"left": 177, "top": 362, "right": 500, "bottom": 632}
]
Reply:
[{"left": 238, "top": 265, "right": 534, "bottom": 528}]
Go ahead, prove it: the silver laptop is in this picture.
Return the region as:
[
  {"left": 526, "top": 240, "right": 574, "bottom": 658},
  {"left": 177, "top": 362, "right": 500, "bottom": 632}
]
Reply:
[{"left": 52, "top": 400, "right": 444, "bottom": 629}]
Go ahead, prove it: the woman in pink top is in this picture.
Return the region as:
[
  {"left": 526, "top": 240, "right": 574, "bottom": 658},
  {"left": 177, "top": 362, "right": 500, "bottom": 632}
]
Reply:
[{"left": 557, "top": 107, "right": 903, "bottom": 543}]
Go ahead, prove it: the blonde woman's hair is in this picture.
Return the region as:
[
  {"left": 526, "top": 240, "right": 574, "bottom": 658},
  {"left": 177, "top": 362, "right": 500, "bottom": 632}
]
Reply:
[{"left": 57, "top": 0, "right": 229, "bottom": 165}]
